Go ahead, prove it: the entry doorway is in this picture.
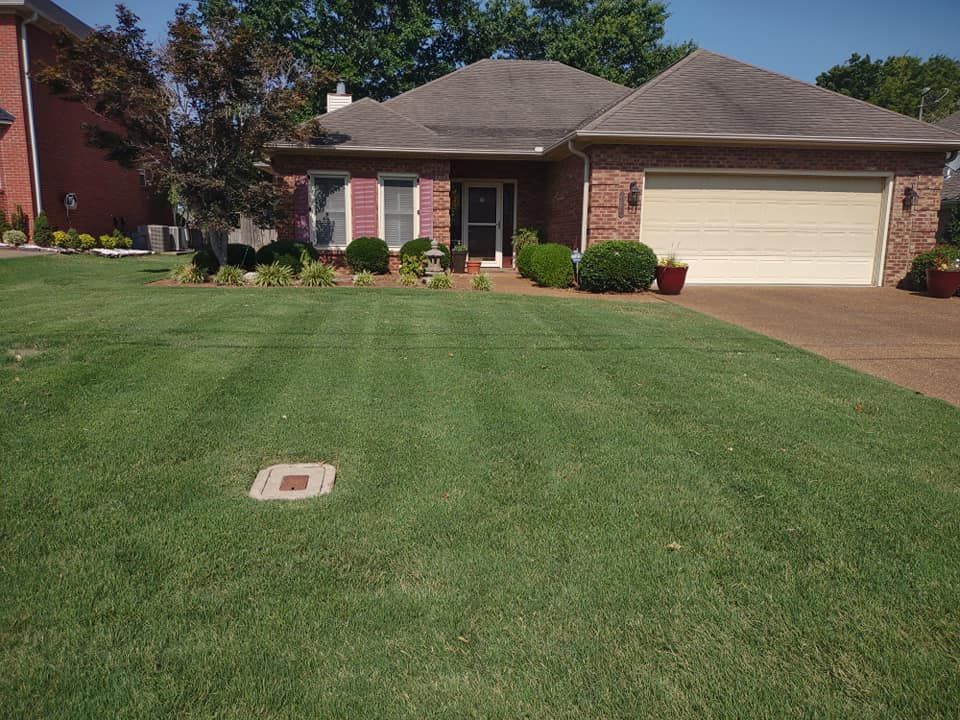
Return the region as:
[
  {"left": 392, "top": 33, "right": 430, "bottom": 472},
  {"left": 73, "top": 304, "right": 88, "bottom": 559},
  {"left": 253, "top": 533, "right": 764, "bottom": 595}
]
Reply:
[{"left": 456, "top": 181, "right": 516, "bottom": 268}]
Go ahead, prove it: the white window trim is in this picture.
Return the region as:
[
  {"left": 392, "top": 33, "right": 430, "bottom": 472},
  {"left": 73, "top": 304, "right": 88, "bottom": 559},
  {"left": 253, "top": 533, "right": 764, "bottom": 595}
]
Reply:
[
  {"left": 377, "top": 173, "right": 420, "bottom": 243},
  {"left": 308, "top": 170, "right": 352, "bottom": 249}
]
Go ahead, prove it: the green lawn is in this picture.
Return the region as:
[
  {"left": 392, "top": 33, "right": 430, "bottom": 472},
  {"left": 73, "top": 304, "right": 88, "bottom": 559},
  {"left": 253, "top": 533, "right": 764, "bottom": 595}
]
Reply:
[{"left": 2, "top": 254, "right": 959, "bottom": 718}]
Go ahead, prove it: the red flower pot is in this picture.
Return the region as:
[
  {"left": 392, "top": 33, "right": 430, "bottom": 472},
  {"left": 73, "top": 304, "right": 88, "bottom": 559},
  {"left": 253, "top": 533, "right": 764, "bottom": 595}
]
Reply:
[
  {"left": 925, "top": 269, "right": 960, "bottom": 298},
  {"left": 656, "top": 266, "right": 688, "bottom": 295},
  {"left": 466, "top": 259, "right": 482, "bottom": 275}
]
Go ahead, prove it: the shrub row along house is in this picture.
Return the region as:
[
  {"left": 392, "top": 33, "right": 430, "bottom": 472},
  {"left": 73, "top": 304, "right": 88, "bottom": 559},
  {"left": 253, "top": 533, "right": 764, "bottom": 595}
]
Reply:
[
  {"left": 268, "top": 50, "right": 960, "bottom": 286},
  {"left": 0, "top": 0, "right": 166, "bottom": 238}
]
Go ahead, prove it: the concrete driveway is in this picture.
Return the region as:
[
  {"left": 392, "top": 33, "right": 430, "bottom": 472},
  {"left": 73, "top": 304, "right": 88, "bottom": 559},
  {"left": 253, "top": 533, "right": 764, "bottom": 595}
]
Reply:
[{"left": 665, "top": 287, "right": 960, "bottom": 407}]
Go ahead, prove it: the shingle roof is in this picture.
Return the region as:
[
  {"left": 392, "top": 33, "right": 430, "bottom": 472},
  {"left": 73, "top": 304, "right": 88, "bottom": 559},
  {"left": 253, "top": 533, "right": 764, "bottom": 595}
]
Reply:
[
  {"left": 269, "top": 51, "right": 960, "bottom": 157},
  {"left": 937, "top": 112, "right": 960, "bottom": 200},
  {"left": 0, "top": 107, "right": 13, "bottom": 124},
  {"left": 581, "top": 50, "right": 960, "bottom": 147},
  {"left": 0, "top": 0, "right": 92, "bottom": 37}
]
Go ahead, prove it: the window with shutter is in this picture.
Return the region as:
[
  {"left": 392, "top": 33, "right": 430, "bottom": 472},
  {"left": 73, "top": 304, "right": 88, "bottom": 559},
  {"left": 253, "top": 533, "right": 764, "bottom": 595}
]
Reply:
[
  {"left": 311, "top": 174, "right": 348, "bottom": 247},
  {"left": 380, "top": 176, "right": 417, "bottom": 248}
]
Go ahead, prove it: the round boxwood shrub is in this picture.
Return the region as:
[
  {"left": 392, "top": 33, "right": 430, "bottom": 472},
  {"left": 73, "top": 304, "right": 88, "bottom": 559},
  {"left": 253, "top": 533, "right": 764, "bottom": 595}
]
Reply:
[
  {"left": 227, "top": 243, "right": 258, "bottom": 271},
  {"left": 517, "top": 243, "right": 538, "bottom": 279},
  {"left": 399, "top": 237, "right": 450, "bottom": 270},
  {"left": 909, "top": 244, "right": 960, "bottom": 290},
  {"left": 2, "top": 229, "right": 27, "bottom": 246},
  {"left": 192, "top": 248, "right": 221, "bottom": 274},
  {"left": 255, "top": 241, "right": 319, "bottom": 273},
  {"left": 529, "top": 243, "right": 574, "bottom": 288},
  {"left": 346, "top": 236, "right": 390, "bottom": 273},
  {"left": 579, "top": 240, "right": 657, "bottom": 293}
]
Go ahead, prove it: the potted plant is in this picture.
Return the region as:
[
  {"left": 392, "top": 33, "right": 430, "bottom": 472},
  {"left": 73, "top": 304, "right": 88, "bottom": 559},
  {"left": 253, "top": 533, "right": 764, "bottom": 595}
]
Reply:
[
  {"left": 926, "top": 259, "right": 960, "bottom": 298},
  {"left": 451, "top": 242, "right": 468, "bottom": 273},
  {"left": 466, "top": 256, "right": 482, "bottom": 275},
  {"left": 655, "top": 255, "right": 688, "bottom": 295}
]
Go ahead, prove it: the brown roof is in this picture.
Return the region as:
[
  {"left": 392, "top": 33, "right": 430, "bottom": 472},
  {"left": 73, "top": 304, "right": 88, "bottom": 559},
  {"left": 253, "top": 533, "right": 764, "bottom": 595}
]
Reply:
[
  {"left": 269, "top": 51, "right": 960, "bottom": 157},
  {"left": 580, "top": 50, "right": 960, "bottom": 148},
  {"left": 0, "top": 0, "right": 92, "bottom": 37},
  {"left": 937, "top": 112, "right": 960, "bottom": 201}
]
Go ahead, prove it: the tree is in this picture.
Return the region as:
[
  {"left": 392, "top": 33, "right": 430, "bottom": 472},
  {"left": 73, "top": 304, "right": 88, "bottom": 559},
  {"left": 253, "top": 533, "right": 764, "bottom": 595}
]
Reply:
[
  {"left": 37, "top": 3, "right": 325, "bottom": 239},
  {"left": 199, "top": 0, "right": 694, "bottom": 108},
  {"left": 817, "top": 53, "right": 960, "bottom": 122}
]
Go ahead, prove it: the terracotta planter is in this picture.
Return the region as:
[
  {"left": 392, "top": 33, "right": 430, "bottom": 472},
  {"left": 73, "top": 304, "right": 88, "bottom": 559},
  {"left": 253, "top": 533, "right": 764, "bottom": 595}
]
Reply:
[
  {"left": 926, "top": 268, "right": 960, "bottom": 298},
  {"left": 656, "top": 266, "right": 688, "bottom": 295},
  {"left": 466, "top": 259, "right": 482, "bottom": 275},
  {"left": 451, "top": 251, "right": 467, "bottom": 274}
]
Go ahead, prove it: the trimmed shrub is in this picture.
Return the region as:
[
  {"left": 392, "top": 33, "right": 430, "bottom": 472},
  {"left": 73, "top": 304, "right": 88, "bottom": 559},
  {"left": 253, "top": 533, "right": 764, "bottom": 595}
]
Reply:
[
  {"left": 427, "top": 272, "right": 453, "bottom": 289},
  {"left": 300, "top": 260, "right": 337, "bottom": 287},
  {"left": 33, "top": 212, "right": 52, "bottom": 247},
  {"left": 512, "top": 227, "right": 540, "bottom": 257},
  {"left": 65, "top": 229, "right": 81, "bottom": 249},
  {"left": 517, "top": 243, "right": 538, "bottom": 279},
  {"left": 346, "top": 236, "right": 390, "bottom": 273},
  {"left": 254, "top": 261, "right": 294, "bottom": 287},
  {"left": 471, "top": 272, "right": 492, "bottom": 291},
  {"left": 255, "top": 241, "right": 318, "bottom": 273},
  {"left": 2, "top": 229, "right": 27, "bottom": 246},
  {"left": 171, "top": 263, "right": 206, "bottom": 284},
  {"left": 530, "top": 243, "right": 574, "bottom": 288},
  {"left": 78, "top": 233, "right": 97, "bottom": 251},
  {"left": 214, "top": 265, "right": 244, "bottom": 286},
  {"left": 579, "top": 240, "right": 657, "bottom": 293},
  {"left": 192, "top": 248, "right": 220, "bottom": 274},
  {"left": 399, "top": 237, "right": 450, "bottom": 270},
  {"left": 99, "top": 234, "right": 118, "bottom": 249},
  {"left": 51, "top": 230, "right": 69, "bottom": 248},
  {"left": 909, "top": 244, "right": 960, "bottom": 289},
  {"left": 227, "top": 243, "right": 257, "bottom": 271},
  {"left": 353, "top": 270, "right": 376, "bottom": 287}
]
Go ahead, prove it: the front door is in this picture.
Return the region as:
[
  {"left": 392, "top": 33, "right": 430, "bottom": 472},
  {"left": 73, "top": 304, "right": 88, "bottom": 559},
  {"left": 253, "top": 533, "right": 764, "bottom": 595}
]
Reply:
[{"left": 464, "top": 184, "right": 502, "bottom": 267}]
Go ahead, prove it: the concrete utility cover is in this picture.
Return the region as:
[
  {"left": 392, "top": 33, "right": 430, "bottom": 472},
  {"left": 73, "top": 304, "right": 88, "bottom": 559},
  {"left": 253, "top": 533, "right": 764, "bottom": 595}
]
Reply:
[{"left": 249, "top": 463, "right": 336, "bottom": 501}]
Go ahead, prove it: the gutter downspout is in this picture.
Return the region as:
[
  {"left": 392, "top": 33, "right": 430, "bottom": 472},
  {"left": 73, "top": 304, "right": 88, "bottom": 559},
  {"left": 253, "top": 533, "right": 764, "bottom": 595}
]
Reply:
[
  {"left": 20, "top": 12, "right": 43, "bottom": 215},
  {"left": 567, "top": 139, "right": 589, "bottom": 252}
]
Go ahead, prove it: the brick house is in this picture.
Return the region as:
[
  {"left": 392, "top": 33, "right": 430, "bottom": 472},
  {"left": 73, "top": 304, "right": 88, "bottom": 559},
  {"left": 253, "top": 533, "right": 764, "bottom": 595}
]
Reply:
[
  {"left": 0, "top": 0, "right": 167, "bottom": 238},
  {"left": 268, "top": 50, "right": 960, "bottom": 285}
]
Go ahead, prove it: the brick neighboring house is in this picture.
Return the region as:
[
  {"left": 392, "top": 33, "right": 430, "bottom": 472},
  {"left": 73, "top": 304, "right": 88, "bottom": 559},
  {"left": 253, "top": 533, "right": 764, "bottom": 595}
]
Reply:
[
  {"left": 936, "top": 110, "right": 960, "bottom": 240},
  {"left": 0, "top": 0, "right": 167, "bottom": 238},
  {"left": 268, "top": 49, "right": 960, "bottom": 286}
]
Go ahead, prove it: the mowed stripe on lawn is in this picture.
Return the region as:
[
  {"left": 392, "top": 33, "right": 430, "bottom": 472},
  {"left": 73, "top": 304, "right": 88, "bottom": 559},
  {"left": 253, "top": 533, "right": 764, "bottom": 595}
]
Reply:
[{"left": 0, "top": 254, "right": 958, "bottom": 718}]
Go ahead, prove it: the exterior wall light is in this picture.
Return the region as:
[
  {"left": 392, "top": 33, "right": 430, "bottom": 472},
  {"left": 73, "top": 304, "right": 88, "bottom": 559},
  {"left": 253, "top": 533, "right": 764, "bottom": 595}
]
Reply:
[
  {"left": 903, "top": 187, "right": 918, "bottom": 210},
  {"left": 628, "top": 181, "right": 641, "bottom": 206}
]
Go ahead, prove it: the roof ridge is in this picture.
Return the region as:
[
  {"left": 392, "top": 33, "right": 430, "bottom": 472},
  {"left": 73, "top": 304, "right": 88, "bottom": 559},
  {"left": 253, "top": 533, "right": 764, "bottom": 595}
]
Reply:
[
  {"left": 384, "top": 59, "right": 491, "bottom": 106},
  {"left": 374, "top": 100, "right": 438, "bottom": 136},
  {"left": 696, "top": 48, "right": 960, "bottom": 138},
  {"left": 580, "top": 48, "right": 704, "bottom": 131}
]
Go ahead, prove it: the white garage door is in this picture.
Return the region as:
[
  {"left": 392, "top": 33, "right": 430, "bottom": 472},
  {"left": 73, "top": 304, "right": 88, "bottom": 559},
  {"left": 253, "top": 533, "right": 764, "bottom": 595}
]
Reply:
[{"left": 640, "top": 173, "right": 887, "bottom": 285}]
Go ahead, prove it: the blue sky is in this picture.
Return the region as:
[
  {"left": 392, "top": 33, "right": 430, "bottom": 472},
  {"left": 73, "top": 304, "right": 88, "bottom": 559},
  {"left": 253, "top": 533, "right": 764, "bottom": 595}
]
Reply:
[{"left": 59, "top": 0, "right": 959, "bottom": 83}]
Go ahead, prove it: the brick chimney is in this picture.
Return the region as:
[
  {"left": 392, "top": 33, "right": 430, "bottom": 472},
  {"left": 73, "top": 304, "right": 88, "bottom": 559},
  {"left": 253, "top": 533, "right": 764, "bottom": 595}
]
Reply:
[{"left": 326, "top": 81, "right": 352, "bottom": 113}]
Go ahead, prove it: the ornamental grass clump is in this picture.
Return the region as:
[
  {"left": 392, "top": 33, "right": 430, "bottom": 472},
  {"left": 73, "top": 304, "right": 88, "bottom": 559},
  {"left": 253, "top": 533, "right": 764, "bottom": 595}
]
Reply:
[
  {"left": 471, "top": 272, "right": 492, "bottom": 291},
  {"left": 353, "top": 270, "right": 376, "bottom": 287},
  {"left": 171, "top": 263, "right": 207, "bottom": 284},
  {"left": 399, "top": 271, "right": 420, "bottom": 287},
  {"left": 299, "top": 260, "right": 337, "bottom": 287},
  {"left": 254, "top": 261, "right": 294, "bottom": 287},
  {"left": 427, "top": 272, "right": 453, "bottom": 289},
  {"left": 214, "top": 265, "right": 245, "bottom": 286}
]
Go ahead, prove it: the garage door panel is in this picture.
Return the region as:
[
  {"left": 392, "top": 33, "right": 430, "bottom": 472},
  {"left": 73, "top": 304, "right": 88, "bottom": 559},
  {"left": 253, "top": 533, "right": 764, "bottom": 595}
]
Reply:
[{"left": 640, "top": 173, "right": 885, "bottom": 285}]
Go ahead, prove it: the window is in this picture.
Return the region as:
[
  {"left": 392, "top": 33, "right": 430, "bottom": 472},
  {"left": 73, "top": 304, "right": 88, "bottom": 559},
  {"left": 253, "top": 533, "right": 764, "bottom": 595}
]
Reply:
[
  {"left": 379, "top": 175, "right": 418, "bottom": 248},
  {"left": 310, "top": 173, "right": 349, "bottom": 247}
]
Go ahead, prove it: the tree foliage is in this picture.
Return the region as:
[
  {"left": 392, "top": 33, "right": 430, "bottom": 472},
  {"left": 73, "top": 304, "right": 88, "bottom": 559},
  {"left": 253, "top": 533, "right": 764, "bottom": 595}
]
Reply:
[
  {"left": 37, "top": 3, "right": 325, "bottom": 231},
  {"left": 199, "top": 0, "right": 694, "bottom": 108},
  {"left": 816, "top": 53, "right": 960, "bottom": 122}
]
